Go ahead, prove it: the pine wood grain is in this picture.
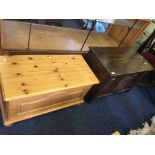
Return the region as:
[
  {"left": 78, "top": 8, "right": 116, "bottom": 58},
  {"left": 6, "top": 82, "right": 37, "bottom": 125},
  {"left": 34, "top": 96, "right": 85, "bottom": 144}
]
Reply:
[
  {"left": 0, "top": 54, "right": 99, "bottom": 101},
  {"left": 0, "top": 95, "right": 84, "bottom": 126}
]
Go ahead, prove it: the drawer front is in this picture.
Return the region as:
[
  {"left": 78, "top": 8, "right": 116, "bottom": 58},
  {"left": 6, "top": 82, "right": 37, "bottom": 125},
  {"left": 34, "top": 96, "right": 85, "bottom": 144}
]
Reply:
[
  {"left": 98, "top": 77, "right": 120, "bottom": 95},
  {"left": 8, "top": 87, "right": 90, "bottom": 117},
  {"left": 113, "top": 74, "right": 138, "bottom": 92},
  {"left": 98, "top": 73, "right": 139, "bottom": 96}
]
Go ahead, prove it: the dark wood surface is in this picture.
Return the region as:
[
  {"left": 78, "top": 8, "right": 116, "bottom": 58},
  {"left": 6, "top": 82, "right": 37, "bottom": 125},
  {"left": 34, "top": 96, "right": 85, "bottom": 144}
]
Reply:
[
  {"left": 90, "top": 47, "right": 154, "bottom": 75},
  {"left": 85, "top": 47, "right": 155, "bottom": 102}
]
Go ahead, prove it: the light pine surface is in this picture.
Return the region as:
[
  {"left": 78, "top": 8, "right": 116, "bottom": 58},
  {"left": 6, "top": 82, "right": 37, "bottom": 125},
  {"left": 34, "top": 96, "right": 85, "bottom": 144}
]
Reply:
[{"left": 0, "top": 54, "right": 99, "bottom": 101}]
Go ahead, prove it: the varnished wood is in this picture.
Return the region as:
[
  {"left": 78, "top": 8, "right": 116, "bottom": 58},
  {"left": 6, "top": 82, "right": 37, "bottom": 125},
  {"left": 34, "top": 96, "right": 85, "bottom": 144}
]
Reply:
[
  {"left": 1, "top": 20, "right": 88, "bottom": 51},
  {"left": 107, "top": 24, "right": 129, "bottom": 44},
  {"left": 1, "top": 20, "right": 30, "bottom": 50},
  {"left": 0, "top": 19, "right": 1, "bottom": 49},
  {"left": 0, "top": 19, "right": 3, "bottom": 50},
  {"left": 0, "top": 54, "right": 99, "bottom": 126},
  {"left": 1, "top": 20, "right": 118, "bottom": 52},
  {"left": 0, "top": 54, "right": 99, "bottom": 101},
  {"left": 7, "top": 87, "right": 91, "bottom": 118},
  {"left": 30, "top": 23, "right": 89, "bottom": 51},
  {"left": 120, "top": 20, "right": 151, "bottom": 47},
  {"left": 82, "top": 31, "right": 118, "bottom": 51},
  {"left": 107, "top": 19, "right": 150, "bottom": 47},
  {"left": 91, "top": 47, "right": 154, "bottom": 75},
  {"left": 0, "top": 96, "right": 84, "bottom": 126},
  {"left": 85, "top": 47, "right": 154, "bottom": 102}
]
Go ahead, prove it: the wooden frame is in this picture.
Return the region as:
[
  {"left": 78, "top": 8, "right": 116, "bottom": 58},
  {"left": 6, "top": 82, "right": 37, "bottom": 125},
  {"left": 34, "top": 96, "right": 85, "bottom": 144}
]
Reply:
[
  {"left": 0, "top": 19, "right": 151, "bottom": 54},
  {"left": 107, "top": 19, "right": 151, "bottom": 47},
  {"left": 0, "top": 20, "right": 118, "bottom": 54},
  {"left": 0, "top": 19, "right": 3, "bottom": 51}
]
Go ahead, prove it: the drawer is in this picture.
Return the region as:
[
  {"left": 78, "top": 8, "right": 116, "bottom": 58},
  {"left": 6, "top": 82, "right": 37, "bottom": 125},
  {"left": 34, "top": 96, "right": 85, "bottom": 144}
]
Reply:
[
  {"left": 113, "top": 75, "right": 136, "bottom": 91},
  {"left": 98, "top": 77, "right": 120, "bottom": 95},
  {"left": 98, "top": 74, "right": 139, "bottom": 96},
  {"left": 8, "top": 87, "right": 89, "bottom": 117}
]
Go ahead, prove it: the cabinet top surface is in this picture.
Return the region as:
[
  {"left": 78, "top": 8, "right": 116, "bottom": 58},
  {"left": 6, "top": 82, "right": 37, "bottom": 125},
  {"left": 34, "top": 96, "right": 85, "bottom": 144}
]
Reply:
[
  {"left": 90, "top": 47, "right": 154, "bottom": 75},
  {"left": 1, "top": 20, "right": 88, "bottom": 51},
  {"left": 1, "top": 20, "right": 118, "bottom": 52},
  {"left": 0, "top": 54, "right": 99, "bottom": 101}
]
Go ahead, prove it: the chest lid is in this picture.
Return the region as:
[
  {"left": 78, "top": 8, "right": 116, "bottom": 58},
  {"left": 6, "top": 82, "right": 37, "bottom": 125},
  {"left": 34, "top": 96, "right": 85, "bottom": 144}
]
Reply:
[
  {"left": 0, "top": 54, "right": 99, "bottom": 101},
  {"left": 90, "top": 47, "right": 154, "bottom": 76}
]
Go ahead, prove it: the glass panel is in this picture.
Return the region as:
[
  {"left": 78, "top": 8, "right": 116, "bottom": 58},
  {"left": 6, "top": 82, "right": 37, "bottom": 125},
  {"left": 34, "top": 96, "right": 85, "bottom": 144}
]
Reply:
[
  {"left": 1, "top": 19, "right": 90, "bottom": 52},
  {"left": 82, "top": 19, "right": 140, "bottom": 51},
  {"left": 1, "top": 20, "right": 30, "bottom": 50},
  {"left": 82, "top": 19, "right": 118, "bottom": 52},
  {"left": 29, "top": 20, "right": 89, "bottom": 51}
]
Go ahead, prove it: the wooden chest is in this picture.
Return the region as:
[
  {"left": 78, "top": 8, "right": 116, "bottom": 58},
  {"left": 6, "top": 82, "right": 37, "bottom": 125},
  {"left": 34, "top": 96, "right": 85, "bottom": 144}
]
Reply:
[
  {"left": 0, "top": 54, "right": 99, "bottom": 126},
  {"left": 85, "top": 47, "right": 154, "bottom": 102}
]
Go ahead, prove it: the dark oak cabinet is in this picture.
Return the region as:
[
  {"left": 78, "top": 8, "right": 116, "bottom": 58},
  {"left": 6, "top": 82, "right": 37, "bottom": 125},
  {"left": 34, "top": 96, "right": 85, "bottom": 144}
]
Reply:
[{"left": 85, "top": 47, "right": 154, "bottom": 102}]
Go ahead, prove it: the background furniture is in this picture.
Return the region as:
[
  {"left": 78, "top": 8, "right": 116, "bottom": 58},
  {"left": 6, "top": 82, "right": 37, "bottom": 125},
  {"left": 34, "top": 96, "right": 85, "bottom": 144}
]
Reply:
[
  {"left": 107, "top": 19, "right": 150, "bottom": 47},
  {"left": 85, "top": 47, "right": 154, "bottom": 102},
  {"left": 0, "top": 20, "right": 118, "bottom": 53},
  {"left": 0, "top": 19, "right": 150, "bottom": 54},
  {"left": 0, "top": 54, "right": 99, "bottom": 126},
  {"left": 0, "top": 20, "right": 88, "bottom": 52},
  {"left": 138, "top": 29, "right": 155, "bottom": 85},
  {"left": 79, "top": 19, "right": 151, "bottom": 48},
  {"left": 14, "top": 19, "right": 64, "bottom": 27},
  {"left": 0, "top": 19, "right": 2, "bottom": 50},
  {"left": 138, "top": 29, "right": 155, "bottom": 55}
]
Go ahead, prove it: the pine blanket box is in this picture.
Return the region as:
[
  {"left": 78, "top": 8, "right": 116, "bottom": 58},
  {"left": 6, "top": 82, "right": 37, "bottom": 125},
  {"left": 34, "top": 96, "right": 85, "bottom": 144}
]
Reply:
[{"left": 0, "top": 54, "right": 99, "bottom": 126}]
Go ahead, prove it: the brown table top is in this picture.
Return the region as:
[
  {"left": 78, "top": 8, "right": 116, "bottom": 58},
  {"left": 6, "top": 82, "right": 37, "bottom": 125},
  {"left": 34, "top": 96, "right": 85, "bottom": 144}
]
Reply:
[
  {"left": 1, "top": 20, "right": 30, "bottom": 49},
  {"left": 90, "top": 47, "right": 154, "bottom": 76},
  {"left": 1, "top": 20, "right": 118, "bottom": 52},
  {"left": 1, "top": 20, "right": 88, "bottom": 51},
  {"left": 0, "top": 54, "right": 99, "bottom": 101},
  {"left": 29, "top": 23, "right": 88, "bottom": 51}
]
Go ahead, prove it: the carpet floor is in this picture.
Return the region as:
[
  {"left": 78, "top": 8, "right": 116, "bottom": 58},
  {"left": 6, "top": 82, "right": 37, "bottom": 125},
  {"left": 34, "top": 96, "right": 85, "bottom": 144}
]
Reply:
[{"left": 0, "top": 84, "right": 155, "bottom": 135}]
